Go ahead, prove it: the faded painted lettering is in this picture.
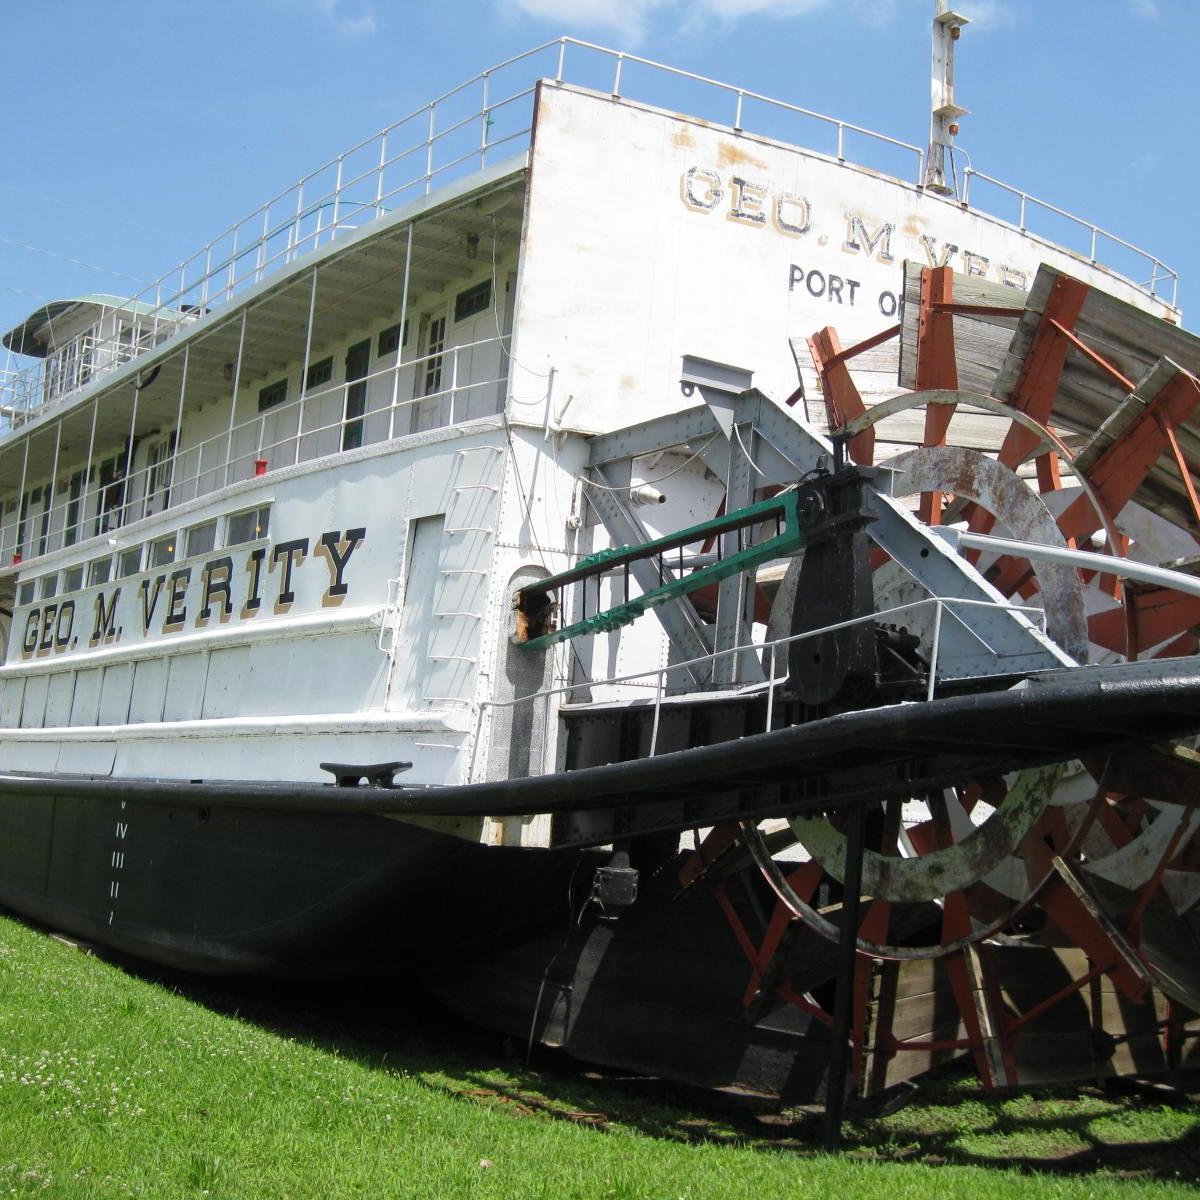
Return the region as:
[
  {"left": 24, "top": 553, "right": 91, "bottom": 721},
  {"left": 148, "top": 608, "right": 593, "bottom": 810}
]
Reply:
[
  {"left": 679, "top": 164, "right": 1032, "bottom": 292},
  {"left": 18, "top": 525, "right": 368, "bottom": 659},
  {"left": 727, "top": 177, "right": 767, "bottom": 226},
  {"left": 788, "top": 265, "right": 860, "bottom": 305},
  {"left": 681, "top": 166, "right": 723, "bottom": 211},
  {"left": 843, "top": 214, "right": 895, "bottom": 263},
  {"left": 90, "top": 589, "right": 120, "bottom": 648}
]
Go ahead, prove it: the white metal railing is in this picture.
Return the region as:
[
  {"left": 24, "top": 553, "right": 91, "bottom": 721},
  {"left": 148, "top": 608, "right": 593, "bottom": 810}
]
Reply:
[
  {"left": 1, "top": 39, "right": 1178, "bottom": 425},
  {"left": 470, "top": 593, "right": 1049, "bottom": 780},
  {"left": 0, "top": 336, "right": 511, "bottom": 569},
  {"left": 39, "top": 323, "right": 177, "bottom": 410},
  {"left": 961, "top": 167, "right": 1178, "bottom": 306}
]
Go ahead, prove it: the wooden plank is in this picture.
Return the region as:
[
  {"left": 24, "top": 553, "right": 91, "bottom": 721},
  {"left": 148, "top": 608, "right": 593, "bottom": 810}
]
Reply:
[
  {"left": 900, "top": 261, "right": 1025, "bottom": 396},
  {"left": 860, "top": 958, "right": 966, "bottom": 1094},
  {"left": 860, "top": 941, "right": 1197, "bottom": 1092}
]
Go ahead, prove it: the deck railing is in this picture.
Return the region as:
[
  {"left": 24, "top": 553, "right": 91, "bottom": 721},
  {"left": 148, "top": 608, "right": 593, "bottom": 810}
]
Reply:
[
  {"left": 0, "top": 38, "right": 1179, "bottom": 426},
  {"left": 960, "top": 167, "right": 1178, "bottom": 305},
  {"left": 470, "top": 593, "right": 1050, "bottom": 781},
  {"left": 0, "top": 336, "right": 513, "bottom": 573}
]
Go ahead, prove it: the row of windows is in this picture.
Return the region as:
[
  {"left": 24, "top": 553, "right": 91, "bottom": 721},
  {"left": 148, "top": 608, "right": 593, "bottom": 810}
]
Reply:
[
  {"left": 258, "top": 354, "right": 337, "bottom": 414},
  {"left": 254, "top": 279, "right": 491, "bottom": 415},
  {"left": 17, "top": 505, "right": 271, "bottom": 607},
  {"left": 3, "top": 444, "right": 142, "bottom": 560}
]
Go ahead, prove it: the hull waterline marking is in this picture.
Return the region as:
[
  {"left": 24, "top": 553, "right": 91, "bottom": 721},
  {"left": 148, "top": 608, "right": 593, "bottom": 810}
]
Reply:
[{"left": 108, "top": 800, "right": 129, "bottom": 927}]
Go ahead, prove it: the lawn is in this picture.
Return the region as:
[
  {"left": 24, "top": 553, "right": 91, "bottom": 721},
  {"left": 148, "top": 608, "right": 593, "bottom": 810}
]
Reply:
[{"left": 0, "top": 911, "right": 1196, "bottom": 1199}]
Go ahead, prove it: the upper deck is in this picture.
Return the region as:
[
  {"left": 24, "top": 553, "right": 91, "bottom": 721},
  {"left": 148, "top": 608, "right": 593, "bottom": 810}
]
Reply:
[
  {"left": 0, "top": 37, "right": 1179, "bottom": 431},
  {"left": 0, "top": 37, "right": 1187, "bottom": 612}
]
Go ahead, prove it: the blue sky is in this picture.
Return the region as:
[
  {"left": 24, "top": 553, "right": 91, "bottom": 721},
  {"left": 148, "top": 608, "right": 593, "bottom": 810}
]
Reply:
[{"left": 1, "top": 0, "right": 1195, "bottom": 353}]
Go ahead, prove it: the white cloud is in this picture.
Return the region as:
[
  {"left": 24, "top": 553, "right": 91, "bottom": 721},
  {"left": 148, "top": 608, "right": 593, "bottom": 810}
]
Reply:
[
  {"left": 311, "top": 0, "right": 377, "bottom": 36},
  {"left": 694, "top": 0, "right": 829, "bottom": 16},
  {"left": 1130, "top": 149, "right": 1157, "bottom": 176},
  {"left": 507, "top": 0, "right": 1021, "bottom": 46},
  {"left": 509, "top": 0, "right": 847, "bottom": 44},
  {"left": 506, "top": 0, "right": 657, "bottom": 42},
  {"left": 510, "top": 0, "right": 673, "bottom": 43},
  {"left": 961, "top": 0, "right": 1021, "bottom": 29}
]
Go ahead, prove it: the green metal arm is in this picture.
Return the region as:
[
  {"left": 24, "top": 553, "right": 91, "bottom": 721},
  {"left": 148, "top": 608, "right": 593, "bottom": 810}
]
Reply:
[{"left": 517, "top": 491, "right": 805, "bottom": 651}]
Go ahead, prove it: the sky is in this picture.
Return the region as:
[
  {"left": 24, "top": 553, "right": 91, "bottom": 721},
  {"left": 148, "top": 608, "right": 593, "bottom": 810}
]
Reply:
[{"left": 1, "top": 0, "right": 1196, "bottom": 357}]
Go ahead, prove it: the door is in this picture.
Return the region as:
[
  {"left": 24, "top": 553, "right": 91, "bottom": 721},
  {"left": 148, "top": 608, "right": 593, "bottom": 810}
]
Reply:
[
  {"left": 390, "top": 515, "right": 444, "bottom": 708},
  {"left": 64, "top": 469, "right": 86, "bottom": 547},
  {"left": 343, "top": 339, "right": 370, "bottom": 450},
  {"left": 142, "top": 432, "right": 176, "bottom": 518},
  {"left": 410, "top": 312, "right": 447, "bottom": 433}
]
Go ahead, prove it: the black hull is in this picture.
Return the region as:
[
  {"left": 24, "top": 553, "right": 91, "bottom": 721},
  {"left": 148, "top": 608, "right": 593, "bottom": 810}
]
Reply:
[
  {"left": 434, "top": 857, "right": 839, "bottom": 1103},
  {"left": 3, "top": 656, "right": 1200, "bottom": 978},
  {"left": 0, "top": 789, "right": 586, "bottom": 976}
]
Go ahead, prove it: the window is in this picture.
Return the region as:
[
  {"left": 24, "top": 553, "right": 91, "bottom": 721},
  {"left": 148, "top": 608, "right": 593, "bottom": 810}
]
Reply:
[
  {"left": 226, "top": 506, "right": 270, "bottom": 546},
  {"left": 118, "top": 546, "right": 143, "bottom": 578},
  {"left": 116, "top": 320, "right": 142, "bottom": 363},
  {"left": 149, "top": 534, "right": 177, "bottom": 568},
  {"left": 39, "top": 574, "right": 58, "bottom": 599},
  {"left": 377, "top": 321, "right": 407, "bottom": 357},
  {"left": 186, "top": 520, "right": 217, "bottom": 558},
  {"left": 305, "top": 357, "right": 333, "bottom": 390},
  {"left": 25, "top": 485, "right": 53, "bottom": 557},
  {"left": 96, "top": 457, "right": 124, "bottom": 536},
  {"left": 144, "top": 434, "right": 175, "bottom": 517},
  {"left": 37, "top": 484, "right": 52, "bottom": 557},
  {"left": 15, "top": 493, "right": 28, "bottom": 562},
  {"left": 422, "top": 315, "right": 446, "bottom": 396},
  {"left": 258, "top": 378, "right": 288, "bottom": 412},
  {"left": 64, "top": 566, "right": 85, "bottom": 593},
  {"left": 64, "top": 469, "right": 86, "bottom": 548},
  {"left": 17, "top": 581, "right": 34, "bottom": 606},
  {"left": 454, "top": 280, "right": 491, "bottom": 322},
  {"left": 88, "top": 557, "right": 113, "bottom": 587}
]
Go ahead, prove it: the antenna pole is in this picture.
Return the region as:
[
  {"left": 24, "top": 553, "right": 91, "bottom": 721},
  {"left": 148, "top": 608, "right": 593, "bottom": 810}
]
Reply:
[{"left": 924, "top": 1, "right": 970, "bottom": 196}]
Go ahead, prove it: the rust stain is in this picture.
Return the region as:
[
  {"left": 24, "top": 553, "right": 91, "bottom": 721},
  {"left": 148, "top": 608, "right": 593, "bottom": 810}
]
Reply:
[
  {"left": 902, "top": 216, "right": 925, "bottom": 238},
  {"left": 716, "top": 140, "right": 768, "bottom": 171},
  {"left": 672, "top": 127, "right": 696, "bottom": 149}
]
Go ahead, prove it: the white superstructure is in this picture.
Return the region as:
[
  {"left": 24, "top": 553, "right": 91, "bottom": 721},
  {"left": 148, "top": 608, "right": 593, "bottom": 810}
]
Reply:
[{"left": 0, "top": 40, "right": 1179, "bottom": 846}]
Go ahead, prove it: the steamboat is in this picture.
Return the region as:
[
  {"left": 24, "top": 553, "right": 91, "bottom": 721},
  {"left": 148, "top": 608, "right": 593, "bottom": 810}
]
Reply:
[{"left": 2, "top": 11, "right": 1200, "bottom": 1110}]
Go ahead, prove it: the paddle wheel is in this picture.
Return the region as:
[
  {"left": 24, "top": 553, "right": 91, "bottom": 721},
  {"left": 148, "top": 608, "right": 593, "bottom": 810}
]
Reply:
[
  {"left": 439, "top": 276, "right": 1200, "bottom": 1128},
  {"left": 675, "top": 263, "right": 1200, "bottom": 1105}
]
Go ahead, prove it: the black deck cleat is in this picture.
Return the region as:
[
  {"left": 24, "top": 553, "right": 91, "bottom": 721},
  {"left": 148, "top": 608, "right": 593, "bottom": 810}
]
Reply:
[{"left": 319, "top": 760, "right": 413, "bottom": 788}]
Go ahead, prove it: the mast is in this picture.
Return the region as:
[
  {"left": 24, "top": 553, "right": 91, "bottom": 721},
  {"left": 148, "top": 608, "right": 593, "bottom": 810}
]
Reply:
[{"left": 924, "top": 0, "right": 970, "bottom": 196}]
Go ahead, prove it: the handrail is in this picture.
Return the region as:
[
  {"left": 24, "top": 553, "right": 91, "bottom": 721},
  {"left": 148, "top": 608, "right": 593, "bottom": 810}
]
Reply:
[
  {"left": 960, "top": 167, "right": 1178, "bottom": 307},
  {"left": 0, "top": 335, "right": 512, "bottom": 570},
  {"left": 470, "top": 593, "right": 1049, "bottom": 778},
  {"left": 1, "top": 37, "right": 1179, "bottom": 424}
]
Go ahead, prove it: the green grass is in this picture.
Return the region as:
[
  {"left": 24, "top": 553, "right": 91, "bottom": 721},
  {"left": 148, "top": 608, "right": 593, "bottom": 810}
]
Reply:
[{"left": 0, "top": 912, "right": 1196, "bottom": 1199}]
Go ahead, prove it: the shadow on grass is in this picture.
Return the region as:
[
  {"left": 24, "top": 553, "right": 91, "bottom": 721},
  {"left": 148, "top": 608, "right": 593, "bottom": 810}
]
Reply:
[
  {"left": 23, "top": 914, "right": 1196, "bottom": 1187},
  {"left": 142, "top": 967, "right": 1200, "bottom": 1184}
]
